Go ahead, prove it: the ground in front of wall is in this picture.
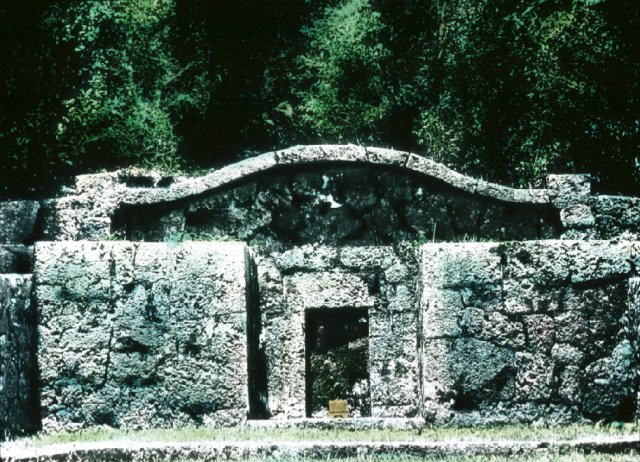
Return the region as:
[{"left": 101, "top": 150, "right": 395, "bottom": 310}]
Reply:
[{"left": 1, "top": 422, "right": 638, "bottom": 462}]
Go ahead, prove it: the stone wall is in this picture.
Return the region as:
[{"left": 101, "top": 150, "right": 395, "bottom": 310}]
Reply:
[
  {"left": 39, "top": 145, "right": 554, "bottom": 242},
  {"left": 34, "top": 241, "right": 249, "bottom": 431},
  {"left": 1, "top": 146, "right": 640, "bottom": 437},
  {"left": 1, "top": 146, "right": 638, "bottom": 246},
  {"left": 113, "top": 167, "right": 560, "bottom": 249},
  {"left": 254, "top": 245, "right": 420, "bottom": 419},
  {"left": 0, "top": 275, "right": 36, "bottom": 439},
  {"left": 419, "top": 241, "right": 639, "bottom": 425}
]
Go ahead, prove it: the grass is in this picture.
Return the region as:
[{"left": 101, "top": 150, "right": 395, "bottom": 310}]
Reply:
[{"left": 8, "top": 422, "right": 639, "bottom": 448}]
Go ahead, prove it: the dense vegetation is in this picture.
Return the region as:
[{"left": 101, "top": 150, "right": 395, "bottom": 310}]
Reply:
[{"left": 1, "top": 0, "right": 638, "bottom": 198}]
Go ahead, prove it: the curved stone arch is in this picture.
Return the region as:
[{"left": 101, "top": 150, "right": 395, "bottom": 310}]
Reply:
[{"left": 120, "top": 145, "right": 549, "bottom": 206}]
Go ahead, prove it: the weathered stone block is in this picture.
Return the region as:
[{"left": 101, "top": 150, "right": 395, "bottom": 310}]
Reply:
[
  {"left": 500, "top": 241, "right": 632, "bottom": 286},
  {"left": 339, "top": 246, "right": 395, "bottom": 269},
  {"left": 35, "top": 241, "right": 249, "bottom": 430},
  {"left": 275, "top": 245, "right": 338, "bottom": 273},
  {"left": 365, "top": 147, "right": 409, "bottom": 166},
  {"left": 554, "top": 310, "right": 590, "bottom": 347},
  {"left": 595, "top": 195, "right": 640, "bottom": 239},
  {"left": 524, "top": 315, "right": 555, "bottom": 355},
  {"left": 420, "top": 243, "right": 501, "bottom": 289},
  {"left": 276, "top": 144, "right": 367, "bottom": 164},
  {"left": 515, "top": 352, "right": 553, "bottom": 402},
  {"left": 0, "top": 201, "right": 40, "bottom": 244},
  {"left": 422, "top": 289, "right": 464, "bottom": 339},
  {"left": 207, "top": 152, "right": 278, "bottom": 186},
  {"left": 419, "top": 240, "right": 637, "bottom": 423},
  {"left": 422, "top": 338, "right": 514, "bottom": 403},
  {"left": 547, "top": 174, "right": 591, "bottom": 209},
  {"left": 560, "top": 204, "right": 595, "bottom": 228},
  {"left": 473, "top": 179, "right": 516, "bottom": 203},
  {"left": 558, "top": 365, "right": 582, "bottom": 403},
  {"left": 406, "top": 154, "right": 480, "bottom": 195},
  {"left": 583, "top": 340, "right": 636, "bottom": 420},
  {"left": 551, "top": 343, "right": 584, "bottom": 366},
  {"left": 287, "top": 272, "right": 374, "bottom": 310}
]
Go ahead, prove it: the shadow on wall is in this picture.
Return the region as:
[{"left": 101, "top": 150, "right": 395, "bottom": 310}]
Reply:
[
  {"left": 419, "top": 241, "right": 639, "bottom": 425},
  {"left": 111, "top": 165, "right": 561, "bottom": 249}
]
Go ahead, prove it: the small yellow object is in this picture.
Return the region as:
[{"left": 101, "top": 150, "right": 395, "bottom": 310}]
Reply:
[{"left": 328, "top": 399, "right": 349, "bottom": 418}]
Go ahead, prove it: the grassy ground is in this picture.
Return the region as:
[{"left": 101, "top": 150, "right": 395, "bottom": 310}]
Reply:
[{"left": 11, "top": 422, "right": 639, "bottom": 447}]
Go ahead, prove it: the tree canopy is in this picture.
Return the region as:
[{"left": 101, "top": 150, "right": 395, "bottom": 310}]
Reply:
[{"left": 1, "top": 0, "right": 638, "bottom": 198}]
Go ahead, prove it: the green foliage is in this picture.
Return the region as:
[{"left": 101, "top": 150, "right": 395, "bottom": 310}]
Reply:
[
  {"left": 47, "top": 0, "right": 211, "bottom": 173},
  {"left": 294, "top": 0, "right": 393, "bottom": 143},
  {"left": 0, "top": 0, "right": 638, "bottom": 197},
  {"left": 405, "top": 0, "right": 639, "bottom": 189}
]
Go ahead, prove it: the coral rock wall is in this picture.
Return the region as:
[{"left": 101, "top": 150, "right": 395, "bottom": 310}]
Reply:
[
  {"left": 1, "top": 146, "right": 640, "bottom": 439},
  {"left": 419, "top": 241, "right": 639, "bottom": 424},
  {"left": 34, "top": 241, "right": 249, "bottom": 431}
]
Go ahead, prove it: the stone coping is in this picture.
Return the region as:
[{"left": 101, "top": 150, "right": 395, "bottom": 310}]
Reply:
[
  {"left": 80, "top": 145, "right": 550, "bottom": 206},
  {"left": 3, "top": 435, "right": 638, "bottom": 462}
]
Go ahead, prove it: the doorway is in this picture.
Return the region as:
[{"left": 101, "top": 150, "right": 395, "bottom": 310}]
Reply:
[{"left": 305, "top": 307, "right": 370, "bottom": 417}]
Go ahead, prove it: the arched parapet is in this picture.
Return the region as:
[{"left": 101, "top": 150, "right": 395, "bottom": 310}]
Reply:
[
  {"left": 35, "top": 145, "right": 611, "bottom": 243},
  {"left": 118, "top": 145, "right": 549, "bottom": 206}
]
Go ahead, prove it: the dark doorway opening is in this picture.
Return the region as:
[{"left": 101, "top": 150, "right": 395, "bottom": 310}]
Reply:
[{"left": 305, "top": 308, "right": 370, "bottom": 417}]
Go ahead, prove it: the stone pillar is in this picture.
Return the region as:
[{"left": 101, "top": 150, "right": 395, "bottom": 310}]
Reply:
[{"left": 547, "top": 174, "right": 594, "bottom": 239}]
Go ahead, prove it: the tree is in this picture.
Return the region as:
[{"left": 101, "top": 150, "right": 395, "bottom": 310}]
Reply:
[
  {"left": 294, "top": 0, "right": 393, "bottom": 144},
  {"left": 48, "top": 0, "right": 212, "bottom": 172}
]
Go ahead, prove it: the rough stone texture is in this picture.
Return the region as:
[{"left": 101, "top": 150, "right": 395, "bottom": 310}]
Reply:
[
  {"left": 0, "top": 245, "right": 33, "bottom": 273},
  {"left": 548, "top": 174, "right": 591, "bottom": 209},
  {"left": 113, "top": 167, "right": 560, "bottom": 249},
  {"left": 32, "top": 146, "right": 570, "bottom": 243},
  {"left": 13, "top": 147, "right": 640, "bottom": 244},
  {"left": 3, "top": 146, "right": 640, "bottom": 433},
  {"left": 365, "top": 147, "right": 410, "bottom": 166},
  {"left": 254, "top": 245, "right": 419, "bottom": 420},
  {"left": 419, "top": 241, "right": 638, "bottom": 425},
  {"left": 560, "top": 204, "right": 596, "bottom": 228},
  {"left": 0, "top": 201, "right": 40, "bottom": 244},
  {"left": 0, "top": 274, "right": 36, "bottom": 440},
  {"left": 34, "top": 241, "right": 249, "bottom": 431},
  {"left": 594, "top": 195, "right": 640, "bottom": 240}
]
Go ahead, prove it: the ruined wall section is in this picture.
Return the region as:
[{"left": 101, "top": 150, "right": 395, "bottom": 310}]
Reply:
[
  {"left": 34, "top": 241, "right": 249, "bottom": 431},
  {"left": 23, "top": 146, "right": 640, "bottom": 244},
  {"left": 254, "top": 245, "right": 420, "bottom": 419},
  {"left": 0, "top": 275, "right": 36, "bottom": 440},
  {"left": 116, "top": 167, "right": 559, "bottom": 249},
  {"left": 39, "top": 146, "right": 554, "bottom": 243},
  {"left": 419, "top": 241, "right": 639, "bottom": 425}
]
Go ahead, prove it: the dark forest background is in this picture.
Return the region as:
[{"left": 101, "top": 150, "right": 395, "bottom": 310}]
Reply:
[{"left": 1, "top": 0, "right": 638, "bottom": 198}]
